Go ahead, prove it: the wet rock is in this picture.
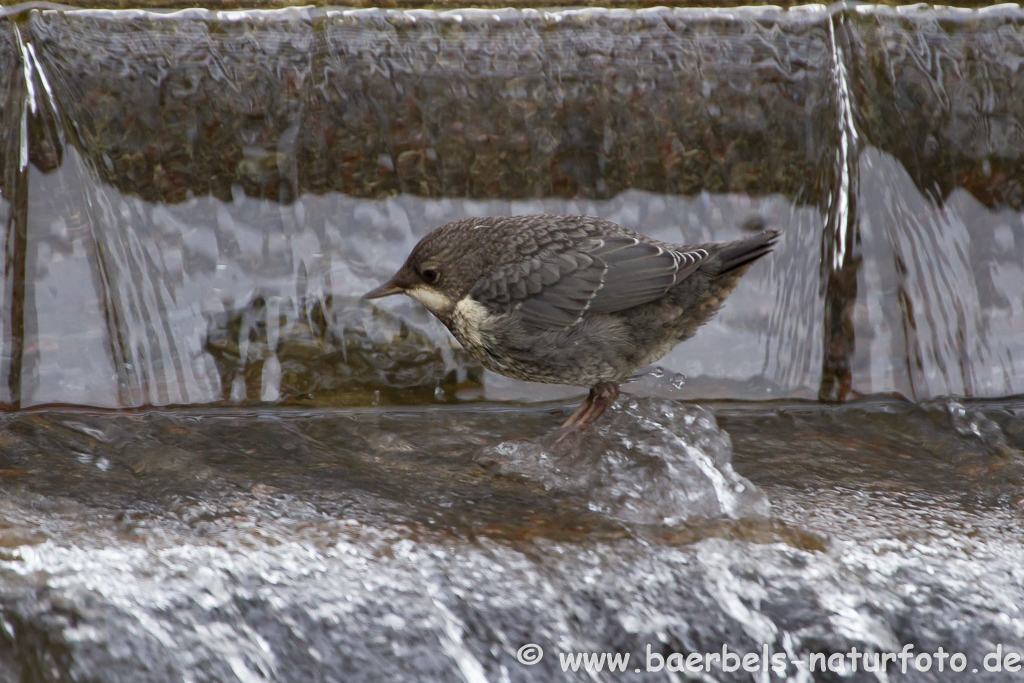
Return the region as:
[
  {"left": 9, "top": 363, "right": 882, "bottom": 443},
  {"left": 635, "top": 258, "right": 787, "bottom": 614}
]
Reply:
[
  {"left": 846, "top": 6, "right": 1024, "bottom": 211},
  {"left": 0, "top": 402, "right": 1022, "bottom": 681},
  {"left": 204, "top": 295, "right": 483, "bottom": 405},
  {"left": 14, "top": 6, "right": 835, "bottom": 204}
]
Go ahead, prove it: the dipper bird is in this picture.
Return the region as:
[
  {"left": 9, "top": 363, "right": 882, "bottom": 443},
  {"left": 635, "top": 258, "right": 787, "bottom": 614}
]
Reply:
[{"left": 364, "top": 215, "right": 779, "bottom": 429}]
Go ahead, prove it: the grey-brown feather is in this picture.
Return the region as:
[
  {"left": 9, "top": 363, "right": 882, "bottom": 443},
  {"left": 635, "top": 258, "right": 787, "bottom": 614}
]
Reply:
[
  {"left": 469, "top": 222, "right": 710, "bottom": 330},
  {"left": 387, "top": 214, "right": 779, "bottom": 387}
]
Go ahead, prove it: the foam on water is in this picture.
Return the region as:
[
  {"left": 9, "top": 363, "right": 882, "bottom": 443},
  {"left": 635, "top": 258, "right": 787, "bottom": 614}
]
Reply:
[{"left": 481, "top": 398, "right": 769, "bottom": 525}]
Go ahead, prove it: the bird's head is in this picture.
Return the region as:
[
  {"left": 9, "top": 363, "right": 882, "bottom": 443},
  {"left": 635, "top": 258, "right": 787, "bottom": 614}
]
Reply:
[{"left": 362, "top": 219, "right": 494, "bottom": 319}]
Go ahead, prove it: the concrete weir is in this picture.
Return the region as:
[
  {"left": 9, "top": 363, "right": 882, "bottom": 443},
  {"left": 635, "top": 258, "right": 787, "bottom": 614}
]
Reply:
[{"left": 0, "top": 5, "right": 1022, "bottom": 682}]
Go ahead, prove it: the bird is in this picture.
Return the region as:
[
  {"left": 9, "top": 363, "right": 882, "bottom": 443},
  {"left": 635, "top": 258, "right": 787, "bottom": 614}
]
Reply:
[{"left": 363, "top": 214, "right": 779, "bottom": 430}]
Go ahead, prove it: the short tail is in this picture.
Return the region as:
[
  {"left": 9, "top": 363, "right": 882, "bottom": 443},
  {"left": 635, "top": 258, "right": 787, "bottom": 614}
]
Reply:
[{"left": 712, "top": 228, "right": 781, "bottom": 275}]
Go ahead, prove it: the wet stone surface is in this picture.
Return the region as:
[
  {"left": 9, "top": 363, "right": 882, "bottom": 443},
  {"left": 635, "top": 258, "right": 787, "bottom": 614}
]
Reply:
[
  {"left": 0, "top": 398, "right": 1021, "bottom": 681},
  {"left": 16, "top": 6, "right": 837, "bottom": 202}
]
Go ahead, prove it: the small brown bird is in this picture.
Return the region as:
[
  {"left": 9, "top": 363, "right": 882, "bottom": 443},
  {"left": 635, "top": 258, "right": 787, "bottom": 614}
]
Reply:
[{"left": 364, "top": 215, "right": 779, "bottom": 429}]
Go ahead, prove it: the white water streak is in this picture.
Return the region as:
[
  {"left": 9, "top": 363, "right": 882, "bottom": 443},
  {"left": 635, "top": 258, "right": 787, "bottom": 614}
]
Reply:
[{"left": 827, "top": 14, "right": 859, "bottom": 272}]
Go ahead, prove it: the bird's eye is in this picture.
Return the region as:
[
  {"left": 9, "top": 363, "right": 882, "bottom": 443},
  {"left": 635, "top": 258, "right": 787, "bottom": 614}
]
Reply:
[{"left": 421, "top": 268, "right": 439, "bottom": 284}]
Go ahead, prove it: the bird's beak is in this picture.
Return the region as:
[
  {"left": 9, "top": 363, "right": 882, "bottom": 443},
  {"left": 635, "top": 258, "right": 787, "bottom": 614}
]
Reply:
[{"left": 362, "top": 277, "right": 405, "bottom": 300}]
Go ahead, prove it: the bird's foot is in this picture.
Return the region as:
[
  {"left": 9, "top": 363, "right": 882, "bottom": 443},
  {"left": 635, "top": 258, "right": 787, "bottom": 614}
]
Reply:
[{"left": 557, "top": 382, "right": 620, "bottom": 440}]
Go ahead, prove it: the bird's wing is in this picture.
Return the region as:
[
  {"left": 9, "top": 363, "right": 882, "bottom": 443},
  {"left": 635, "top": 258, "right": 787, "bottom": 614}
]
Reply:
[{"left": 470, "top": 236, "right": 710, "bottom": 330}]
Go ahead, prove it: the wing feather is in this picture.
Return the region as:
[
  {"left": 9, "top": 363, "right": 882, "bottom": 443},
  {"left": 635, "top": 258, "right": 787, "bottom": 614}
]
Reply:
[{"left": 469, "top": 233, "right": 708, "bottom": 331}]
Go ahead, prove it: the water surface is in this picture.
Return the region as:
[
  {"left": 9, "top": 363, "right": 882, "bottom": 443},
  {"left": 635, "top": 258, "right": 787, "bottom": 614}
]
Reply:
[{"left": 0, "top": 4, "right": 1023, "bottom": 681}]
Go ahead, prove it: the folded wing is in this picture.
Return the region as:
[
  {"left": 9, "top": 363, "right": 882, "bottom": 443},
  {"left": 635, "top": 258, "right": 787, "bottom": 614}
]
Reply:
[{"left": 470, "top": 236, "right": 709, "bottom": 330}]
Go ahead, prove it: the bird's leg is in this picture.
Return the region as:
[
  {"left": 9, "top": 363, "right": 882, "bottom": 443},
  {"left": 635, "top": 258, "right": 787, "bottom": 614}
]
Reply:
[
  {"left": 577, "top": 381, "right": 619, "bottom": 425},
  {"left": 560, "top": 388, "right": 597, "bottom": 428},
  {"left": 560, "top": 381, "right": 620, "bottom": 429}
]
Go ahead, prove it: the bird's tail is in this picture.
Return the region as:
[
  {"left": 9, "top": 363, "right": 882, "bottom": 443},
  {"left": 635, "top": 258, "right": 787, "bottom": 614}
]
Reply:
[{"left": 712, "top": 228, "right": 782, "bottom": 275}]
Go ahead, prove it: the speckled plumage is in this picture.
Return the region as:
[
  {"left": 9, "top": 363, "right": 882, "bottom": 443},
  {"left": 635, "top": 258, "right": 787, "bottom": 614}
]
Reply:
[{"left": 365, "top": 214, "right": 779, "bottom": 428}]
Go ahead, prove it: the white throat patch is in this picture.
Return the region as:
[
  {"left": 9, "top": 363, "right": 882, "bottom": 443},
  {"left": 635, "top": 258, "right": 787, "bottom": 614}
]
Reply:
[{"left": 404, "top": 286, "right": 453, "bottom": 313}]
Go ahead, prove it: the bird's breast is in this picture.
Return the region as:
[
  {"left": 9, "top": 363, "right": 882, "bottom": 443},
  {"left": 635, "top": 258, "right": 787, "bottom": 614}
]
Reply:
[{"left": 451, "top": 296, "right": 494, "bottom": 350}]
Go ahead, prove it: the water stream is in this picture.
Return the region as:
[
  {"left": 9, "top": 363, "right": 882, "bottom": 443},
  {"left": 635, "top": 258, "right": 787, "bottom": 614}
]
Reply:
[{"left": 0, "top": 4, "right": 1022, "bottom": 681}]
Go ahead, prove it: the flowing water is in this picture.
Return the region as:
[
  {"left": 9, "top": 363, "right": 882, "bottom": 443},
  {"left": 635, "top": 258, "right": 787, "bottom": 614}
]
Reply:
[{"left": 0, "top": 4, "right": 1022, "bottom": 682}]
